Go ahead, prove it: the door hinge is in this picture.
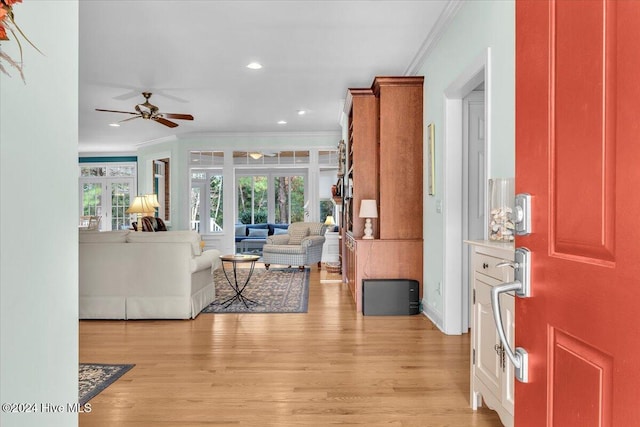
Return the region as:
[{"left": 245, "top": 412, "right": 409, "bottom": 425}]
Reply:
[
  {"left": 472, "top": 348, "right": 476, "bottom": 365},
  {"left": 472, "top": 289, "right": 476, "bottom": 305}
]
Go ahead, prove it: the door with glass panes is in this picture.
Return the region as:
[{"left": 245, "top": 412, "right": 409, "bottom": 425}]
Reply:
[{"left": 79, "top": 164, "right": 136, "bottom": 231}]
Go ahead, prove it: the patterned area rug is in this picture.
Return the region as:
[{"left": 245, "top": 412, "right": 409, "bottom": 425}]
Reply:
[
  {"left": 79, "top": 363, "right": 134, "bottom": 405},
  {"left": 202, "top": 267, "right": 309, "bottom": 313}
]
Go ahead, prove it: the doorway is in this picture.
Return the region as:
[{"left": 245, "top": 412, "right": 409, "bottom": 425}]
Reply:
[
  {"left": 441, "top": 49, "right": 490, "bottom": 335},
  {"left": 462, "top": 89, "right": 486, "bottom": 331}
]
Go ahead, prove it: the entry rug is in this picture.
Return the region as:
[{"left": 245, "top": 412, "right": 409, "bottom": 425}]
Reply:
[
  {"left": 79, "top": 363, "right": 134, "bottom": 405},
  {"left": 202, "top": 267, "right": 310, "bottom": 313}
]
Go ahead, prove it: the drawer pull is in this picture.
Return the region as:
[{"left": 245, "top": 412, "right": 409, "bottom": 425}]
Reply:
[{"left": 482, "top": 263, "right": 489, "bottom": 269}]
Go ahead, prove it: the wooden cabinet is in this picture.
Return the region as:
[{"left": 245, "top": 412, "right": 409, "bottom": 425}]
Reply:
[
  {"left": 466, "top": 240, "right": 515, "bottom": 427},
  {"left": 341, "top": 76, "right": 424, "bottom": 312}
]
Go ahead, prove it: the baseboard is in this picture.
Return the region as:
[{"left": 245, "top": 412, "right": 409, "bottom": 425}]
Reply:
[{"left": 422, "top": 298, "right": 445, "bottom": 332}]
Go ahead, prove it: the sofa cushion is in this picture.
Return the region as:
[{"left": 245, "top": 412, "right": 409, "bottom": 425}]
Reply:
[
  {"left": 248, "top": 228, "right": 268, "bottom": 238},
  {"left": 79, "top": 230, "right": 130, "bottom": 243},
  {"left": 288, "top": 227, "right": 309, "bottom": 245},
  {"left": 235, "top": 224, "right": 246, "bottom": 236},
  {"left": 245, "top": 223, "right": 268, "bottom": 235},
  {"left": 307, "top": 222, "right": 325, "bottom": 236},
  {"left": 126, "top": 230, "right": 202, "bottom": 256}
]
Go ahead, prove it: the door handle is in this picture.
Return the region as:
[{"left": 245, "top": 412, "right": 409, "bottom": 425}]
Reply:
[
  {"left": 491, "top": 281, "right": 529, "bottom": 383},
  {"left": 489, "top": 247, "right": 531, "bottom": 383}
]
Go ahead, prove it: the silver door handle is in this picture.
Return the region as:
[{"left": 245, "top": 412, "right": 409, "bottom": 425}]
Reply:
[
  {"left": 490, "top": 281, "right": 529, "bottom": 383},
  {"left": 496, "top": 260, "right": 519, "bottom": 269}
]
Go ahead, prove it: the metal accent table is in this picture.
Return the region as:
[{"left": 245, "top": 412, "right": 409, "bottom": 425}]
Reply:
[{"left": 218, "top": 254, "right": 261, "bottom": 308}]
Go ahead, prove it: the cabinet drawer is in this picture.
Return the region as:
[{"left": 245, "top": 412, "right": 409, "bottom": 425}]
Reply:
[{"left": 473, "top": 252, "right": 513, "bottom": 282}]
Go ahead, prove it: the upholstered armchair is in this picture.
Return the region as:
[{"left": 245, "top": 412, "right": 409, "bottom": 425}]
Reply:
[{"left": 262, "top": 222, "right": 327, "bottom": 270}]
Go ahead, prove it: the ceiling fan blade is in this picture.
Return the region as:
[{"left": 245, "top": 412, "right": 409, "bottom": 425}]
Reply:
[
  {"left": 118, "top": 116, "right": 142, "bottom": 124},
  {"left": 95, "top": 109, "right": 138, "bottom": 115},
  {"left": 163, "top": 113, "right": 194, "bottom": 120},
  {"left": 113, "top": 90, "right": 142, "bottom": 101},
  {"left": 153, "top": 117, "right": 179, "bottom": 128}
]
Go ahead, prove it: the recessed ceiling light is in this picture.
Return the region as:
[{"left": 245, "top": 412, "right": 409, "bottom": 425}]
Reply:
[
  {"left": 109, "top": 123, "right": 120, "bottom": 127},
  {"left": 277, "top": 120, "right": 287, "bottom": 125},
  {"left": 246, "top": 62, "right": 263, "bottom": 70},
  {"left": 297, "top": 110, "right": 306, "bottom": 116}
]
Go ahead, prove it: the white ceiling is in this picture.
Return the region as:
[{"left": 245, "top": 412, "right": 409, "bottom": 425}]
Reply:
[{"left": 79, "top": 0, "right": 451, "bottom": 153}]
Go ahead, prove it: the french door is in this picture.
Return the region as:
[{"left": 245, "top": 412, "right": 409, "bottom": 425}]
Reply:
[{"left": 79, "top": 178, "right": 135, "bottom": 231}]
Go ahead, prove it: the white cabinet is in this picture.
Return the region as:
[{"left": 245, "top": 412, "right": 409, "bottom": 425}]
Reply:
[
  {"left": 466, "top": 240, "right": 515, "bottom": 427},
  {"left": 321, "top": 231, "right": 340, "bottom": 263}
]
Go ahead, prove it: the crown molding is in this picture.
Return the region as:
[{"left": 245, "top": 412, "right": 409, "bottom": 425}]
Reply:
[
  {"left": 134, "top": 135, "right": 179, "bottom": 149},
  {"left": 175, "top": 131, "right": 341, "bottom": 140},
  {"left": 404, "top": 0, "right": 464, "bottom": 76}
]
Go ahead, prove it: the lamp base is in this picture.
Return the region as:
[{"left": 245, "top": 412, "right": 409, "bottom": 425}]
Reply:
[{"left": 362, "top": 218, "right": 374, "bottom": 239}]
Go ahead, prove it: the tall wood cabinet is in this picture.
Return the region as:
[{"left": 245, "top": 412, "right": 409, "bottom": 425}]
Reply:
[{"left": 341, "top": 76, "right": 424, "bottom": 312}]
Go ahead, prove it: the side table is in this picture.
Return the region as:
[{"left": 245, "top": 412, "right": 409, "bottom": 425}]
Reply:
[{"left": 219, "top": 254, "right": 261, "bottom": 308}]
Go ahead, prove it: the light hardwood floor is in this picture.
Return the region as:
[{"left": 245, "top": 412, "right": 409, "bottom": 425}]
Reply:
[{"left": 79, "top": 266, "right": 503, "bottom": 426}]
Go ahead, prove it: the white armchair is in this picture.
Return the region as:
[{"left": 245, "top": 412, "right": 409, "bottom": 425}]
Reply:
[{"left": 262, "top": 222, "right": 326, "bottom": 270}]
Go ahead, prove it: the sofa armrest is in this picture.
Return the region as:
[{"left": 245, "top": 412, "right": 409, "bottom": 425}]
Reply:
[
  {"left": 266, "top": 234, "right": 290, "bottom": 245},
  {"left": 301, "top": 235, "right": 325, "bottom": 248}
]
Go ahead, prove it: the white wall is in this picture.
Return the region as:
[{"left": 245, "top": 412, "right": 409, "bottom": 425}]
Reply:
[
  {"left": 1, "top": 1, "right": 79, "bottom": 426},
  {"left": 417, "top": 0, "right": 515, "bottom": 332}
]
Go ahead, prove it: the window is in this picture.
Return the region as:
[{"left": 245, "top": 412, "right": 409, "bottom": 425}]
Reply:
[
  {"left": 274, "top": 175, "right": 305, "bottom": 224},
  {"left": 78, "top": 162, "right": 136, "bottom": 231},
  {"left": 319, "top": 199, "right": 335, "bottom": 224},
  {"left": 236, "top": 172, "right": 306, "bottom": 224},
  {"left": 237, "top": 175, "right": 268, "bottom": 224},
  {"left": 153, "top": 159, "right": 170, "bottom": 221},
  {"left": 190, "top": 170, "right": 224, "bottom": 233}
]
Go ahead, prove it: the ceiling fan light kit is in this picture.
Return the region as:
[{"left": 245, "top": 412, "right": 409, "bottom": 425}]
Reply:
[{"left": 96, "top": 92, "right": 194, "bottom": 128}]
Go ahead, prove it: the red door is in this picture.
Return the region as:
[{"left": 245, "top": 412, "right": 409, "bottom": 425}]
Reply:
[{"left": 516, "top": 0, "right": 640, "bottom": 425}]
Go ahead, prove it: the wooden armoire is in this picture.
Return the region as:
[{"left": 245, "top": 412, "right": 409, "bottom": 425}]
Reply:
[{"left": 341, "top": 76, "right": 424, "bottom": 312}]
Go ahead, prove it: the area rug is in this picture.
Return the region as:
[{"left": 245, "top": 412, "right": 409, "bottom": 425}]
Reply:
[
  {"left": 201, "top": 267, "right": 309, "bottom": 313},
  {"left": 79, "top": 363, "right": 134, "bottom": 405}
]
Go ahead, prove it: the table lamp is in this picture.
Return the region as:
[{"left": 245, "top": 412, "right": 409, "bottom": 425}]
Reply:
[
  {"left": 145, "top": 193, "right": 160, "bottom": 215},
  {"left": 126, "top": 195, "right": 154, "bottom": 232},
  {"left": 359, "top": 199, "right": 378, "bottom": 239},
  {"left": 324, "top": 215, "right": 335, "bottom": 229}
]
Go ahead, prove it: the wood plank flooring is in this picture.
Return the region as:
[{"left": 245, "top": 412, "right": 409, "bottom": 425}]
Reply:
[{"left": 79, "top": 266, "right": 503, "bottom": 426}]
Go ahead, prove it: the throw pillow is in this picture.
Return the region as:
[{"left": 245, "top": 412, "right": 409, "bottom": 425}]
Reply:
[
  {"left": 288, "top": 227, "right": 309, "bottom": 245},
  {"left": 235, "top": 224, "right": 247, "bottom": 236},
  {"left": 248, "top": 228, "right": 268, "bottom": 238},
  {"left": 274, "top": 228, "right": 288, "bottom": 235}
]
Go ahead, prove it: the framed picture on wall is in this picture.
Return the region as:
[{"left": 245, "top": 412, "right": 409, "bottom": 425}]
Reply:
[{"left": 427, "top": 123, "right": 435, "bottom": 196}]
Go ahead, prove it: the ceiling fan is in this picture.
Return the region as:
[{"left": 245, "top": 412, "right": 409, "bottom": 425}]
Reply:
[{"left": 95, "top": 92, "right": 194, "bottom": 128}]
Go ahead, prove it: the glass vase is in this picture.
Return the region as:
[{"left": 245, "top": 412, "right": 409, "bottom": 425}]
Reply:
[{"left": 488, "top": 178, "right": 515, "bottom": 242}]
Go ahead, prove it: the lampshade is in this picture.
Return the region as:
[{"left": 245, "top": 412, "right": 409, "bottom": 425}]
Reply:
[
  {"left": 324, "top": 215, "right": 335, "bottom": 226},
  {"left": 145, "top": 193, "right": 160, "bottom": 208},
  {"left": 359, "top": 199, "right": 378, "bottom": 218},
  {"left": 126, "top": 195, "right": 154, "bottom": 215}
]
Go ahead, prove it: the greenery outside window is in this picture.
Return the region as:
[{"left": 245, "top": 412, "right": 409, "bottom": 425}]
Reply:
[
  {"left": 236, "top": 172, "right": 306, "bottom": 224},
  {"left": 237, "top": 176, "right": 268, "bottom": 224},
  {"left": 274, "top": 175, "right": 305, "bottom": 224}
]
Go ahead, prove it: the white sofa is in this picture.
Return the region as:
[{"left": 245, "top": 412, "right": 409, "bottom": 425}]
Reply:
[{"left": 79, "top": 230, "right": 221, "bottom": 320}]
